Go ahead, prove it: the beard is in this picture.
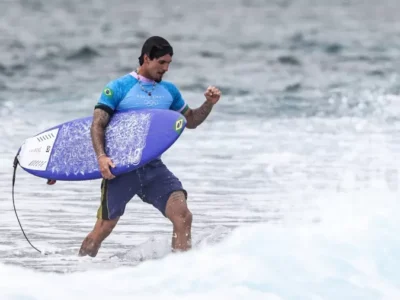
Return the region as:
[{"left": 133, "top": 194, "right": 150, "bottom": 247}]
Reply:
[{"left": 155, "top": 73, "right": 164, "bottom": 83}]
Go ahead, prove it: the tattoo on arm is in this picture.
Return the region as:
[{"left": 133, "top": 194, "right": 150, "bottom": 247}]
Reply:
[
  {"left": 185, "top": 101, "right": 214, "bottom": 129},
  {"left": 91, "top": 109, "right": 111, "bottom": 157}
]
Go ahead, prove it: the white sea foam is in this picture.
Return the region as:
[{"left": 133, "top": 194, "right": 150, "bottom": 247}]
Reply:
[{"left": 1, "top": 186, "right": 399, "bottom": 300}]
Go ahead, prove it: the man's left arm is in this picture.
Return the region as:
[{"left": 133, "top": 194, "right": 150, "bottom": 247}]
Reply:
[
  {"left": 183, "top": 88, "right": 219, "bottom": 129},
  {"left": 167, "top": 82, "right": 221, "bottom": 129}
]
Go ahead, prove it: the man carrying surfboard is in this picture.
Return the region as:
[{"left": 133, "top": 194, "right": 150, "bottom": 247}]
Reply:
[{"left": 79, "top": 36, "right": 221, "bottom": 257}]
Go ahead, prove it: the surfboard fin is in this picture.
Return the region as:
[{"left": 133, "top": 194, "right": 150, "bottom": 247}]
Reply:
[{"left": 47, "top": 179, "right": 56, "bottom": 185}]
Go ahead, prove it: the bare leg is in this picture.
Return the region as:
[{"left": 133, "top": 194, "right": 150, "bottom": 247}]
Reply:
[
  {"left": 78, "top": 217, "right": 119, "bottom": 257},
  {"left": 165, "top": 191, "right": 192, "bottom": 251}
]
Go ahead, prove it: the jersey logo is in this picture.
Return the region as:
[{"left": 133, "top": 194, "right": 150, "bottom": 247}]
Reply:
[{"left": 103, "top": 87, "right": 114, "bottom": 98}]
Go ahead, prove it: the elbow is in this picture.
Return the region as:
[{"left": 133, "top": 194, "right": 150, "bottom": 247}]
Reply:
[
  {"left": 185, "top": 120, "right": 197, "bottom": 129},
  {"left": 183, "top": 110, "right": 196, "bottom": 129},
  {"left": 90, "top": 122, "right": 104, "bottom": 135},
  {"left": 184, "top": 114, "right": 197, "bottom": 129},
  {"left": 186, "top": 124, "right": 197, "bottom": 129}
]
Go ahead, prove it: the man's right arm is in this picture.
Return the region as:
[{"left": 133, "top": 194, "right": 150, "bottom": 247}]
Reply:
[
  {"left": 91, "top": 108, "right": 116, "bottom": 180},
  {"left": 91, "top": 79, "right": 123, "bottom": 156},
  {"left": 91, "top": 108, "right": 111, "bottom": 159},
  {"left": 91, "top": 79, "right": 123, "bottom": 179}
]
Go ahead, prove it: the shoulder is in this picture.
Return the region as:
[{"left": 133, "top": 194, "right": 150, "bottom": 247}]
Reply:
[
  {"left": 160, "top": 80, "right": 188, "bottom": 113},
  {"left": 105, "top": 73, "right": 137, "bottom": 92},
  {"left": 159, "top": 80, "right": 182, "bottom": 97},
  {"left": 98, "top": 74, "right": 137, "bottom": 109}
]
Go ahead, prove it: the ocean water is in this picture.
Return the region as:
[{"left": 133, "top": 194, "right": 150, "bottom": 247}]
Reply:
[{"left": 1, "top": 0, "right": 400, "bottom": 299}]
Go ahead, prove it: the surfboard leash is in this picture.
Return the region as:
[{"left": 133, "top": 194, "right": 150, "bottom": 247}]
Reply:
[{"left": 12, "top": 154, "right": 45, "bottom": 255}]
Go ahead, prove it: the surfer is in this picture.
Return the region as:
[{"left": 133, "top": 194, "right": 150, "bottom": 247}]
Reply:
[{"left": 79, "top": 36, "right": 221, "bottom": 257}]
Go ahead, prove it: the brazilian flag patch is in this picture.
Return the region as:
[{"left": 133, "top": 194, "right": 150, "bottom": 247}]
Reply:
[
  {"left": 103, "top": 87, "right": 113, "bottom": 98},
  {"left": 174, "top": 117, "right": 185, "bottom": 133}
]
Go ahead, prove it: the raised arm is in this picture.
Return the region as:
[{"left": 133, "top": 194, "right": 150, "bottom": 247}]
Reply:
[
  {"left": 183, "top": 86, "right": 221, "bottom": 129},
  {"left": 183, "top": 101, "right": 214, "bottom": 129}
]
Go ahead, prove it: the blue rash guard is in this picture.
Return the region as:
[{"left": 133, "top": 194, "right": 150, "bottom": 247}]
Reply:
[{"left": 95, "top": 71, "right": 189, "bottom": 115}]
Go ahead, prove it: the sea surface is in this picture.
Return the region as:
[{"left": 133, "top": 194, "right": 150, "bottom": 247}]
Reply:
[{"left": 1, "top": 0, "right": 400, "bottom": 299}]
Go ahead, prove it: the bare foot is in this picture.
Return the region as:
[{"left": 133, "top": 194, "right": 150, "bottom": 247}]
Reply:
[{"left": 79, "top": 236, "right": 101, "bottom": 257}]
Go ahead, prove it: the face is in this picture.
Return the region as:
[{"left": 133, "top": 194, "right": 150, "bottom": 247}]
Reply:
[{"left": 143, "top": 54, "right": 172, "bottom": 82}]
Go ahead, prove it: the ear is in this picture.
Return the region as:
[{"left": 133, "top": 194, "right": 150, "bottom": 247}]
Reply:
[{"left": 144, "top": 54, "right": 151, "bottom": 64}]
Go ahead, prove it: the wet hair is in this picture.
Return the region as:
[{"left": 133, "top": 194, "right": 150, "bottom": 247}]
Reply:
[{"left": 138, "top": 36, "right": 173, "bottom": 66}]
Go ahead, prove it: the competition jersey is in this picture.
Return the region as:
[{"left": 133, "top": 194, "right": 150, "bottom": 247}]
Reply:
[{"left": 95, "top": 71, "right": 189, "bottom": 115}]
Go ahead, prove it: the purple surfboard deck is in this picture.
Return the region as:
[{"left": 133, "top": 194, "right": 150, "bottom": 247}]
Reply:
[{"left": 17, "top": 109, "right": 186, "bottom": 181}]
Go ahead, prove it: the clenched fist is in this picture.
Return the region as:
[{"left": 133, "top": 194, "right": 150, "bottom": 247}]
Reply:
[{"left": 204, "top": 86, "right": 221, "bottom": 104}]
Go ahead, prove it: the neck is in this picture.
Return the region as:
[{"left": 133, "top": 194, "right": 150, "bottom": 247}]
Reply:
[
  {"left": 136, "top": 67, "right": 154, "bottom": 82},
  {"left": 130, "top": 68, "right": 154, "bottom": 83}
]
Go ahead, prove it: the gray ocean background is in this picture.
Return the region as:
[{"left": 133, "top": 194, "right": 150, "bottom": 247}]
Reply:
[{"left": 1, "top": 1, "right": 400, "bottom": 298}]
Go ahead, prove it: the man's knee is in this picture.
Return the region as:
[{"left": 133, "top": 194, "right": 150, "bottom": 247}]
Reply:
[
  {"left": 177, "top": 207, "right": 193, "bottom": 224},
  {"left": 165, "top": 191, "right": 192, "bottom": 227},
  {"left": 171, "top": 208, "right": 193, "bottom": 229}
]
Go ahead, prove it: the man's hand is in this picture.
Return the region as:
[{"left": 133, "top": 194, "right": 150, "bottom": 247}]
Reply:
[
  {"left": 98, "top": 155, "right": 115, "bottom": 180},
  {"left": 204, "top": 86, "right": 221, "bottom": 104}
]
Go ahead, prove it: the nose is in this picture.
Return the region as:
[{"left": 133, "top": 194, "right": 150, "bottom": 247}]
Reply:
[{"left": 162, "top": 63, "right": 169, "bottom": 72}]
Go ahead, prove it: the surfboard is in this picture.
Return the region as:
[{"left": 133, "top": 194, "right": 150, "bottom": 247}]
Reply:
[{"left": 16, "top": 109, "right": 186, "bottom": 181}]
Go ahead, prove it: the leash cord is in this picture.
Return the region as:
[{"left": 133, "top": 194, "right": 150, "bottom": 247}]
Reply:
[{"left": 12, "top": 155, "right": 43, "bottom": 254}]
